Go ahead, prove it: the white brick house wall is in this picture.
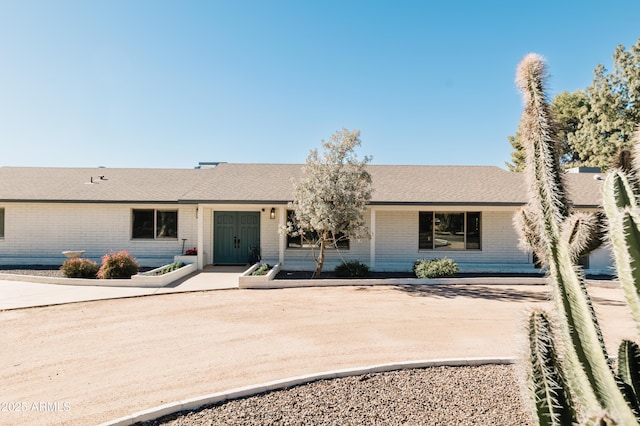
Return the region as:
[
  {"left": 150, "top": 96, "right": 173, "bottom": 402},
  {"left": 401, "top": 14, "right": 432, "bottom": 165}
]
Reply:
[
  {"left": 280, "top": 238, "right": 371, "bottom": 271},
  {"left": 0, "top": 202, "right": 611, "bottom": 274},
  {"left": 372, "top": 208, "right": 531, "bottom": 272},
  {"left": 0, "top": 202, "right": 197, "bottom": 266},
  {"left": 259, "top": 207, "right": 280, "bottom": 264},
  {"left": 374, "top": 210, "right": 415, "bottom": 271},
  {"left": 277, "top": 209, "right": 372, "bottom": 271}
]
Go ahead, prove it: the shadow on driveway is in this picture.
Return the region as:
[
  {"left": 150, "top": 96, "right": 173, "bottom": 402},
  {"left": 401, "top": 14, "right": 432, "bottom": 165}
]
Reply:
[
  {"left": 392, "top": 283, "right": 627, "bottom": 308},
  {"left": 393, "top": 284, "right": 549, "bottom": 302}
]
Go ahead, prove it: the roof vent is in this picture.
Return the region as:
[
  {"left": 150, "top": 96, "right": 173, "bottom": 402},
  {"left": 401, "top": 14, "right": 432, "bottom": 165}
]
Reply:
[
  {"left": 566, "top": 167, "right": 602, "bottom": 174},
  {"left": 195, "top": 162, "right": 225, "bottom": 169}
]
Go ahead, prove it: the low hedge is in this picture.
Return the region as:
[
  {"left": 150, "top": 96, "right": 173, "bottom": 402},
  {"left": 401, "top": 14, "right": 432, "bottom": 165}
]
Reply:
[
  {"left": 60, "top": 258, "right": 100, "bottom": 278},
  {"left": 413, "top": 258, "right": 458, "bottom": 278}
]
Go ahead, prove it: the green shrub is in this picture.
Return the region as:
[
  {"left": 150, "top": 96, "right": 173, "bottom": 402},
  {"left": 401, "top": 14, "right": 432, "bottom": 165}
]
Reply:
[
  {"left": 60, "top": 258, "right": 99, "bottom": 278},
  {"left": 97, "top": 250, "right": 139, "bottom": 279},
  {"left": 165, "top": 261, "right": 185, "bottom": 273},
  {"left": 413, "top": 258, "right": 458, "bottom": 278},
  {"left": 148, "top": 262, "right": 185, "bottom": 276},
  {"left": 334, "top": 260, "right": 370, "bottom": 278},
  {"left": 251, "top": 263, "right": 271, "bottom": 276}
]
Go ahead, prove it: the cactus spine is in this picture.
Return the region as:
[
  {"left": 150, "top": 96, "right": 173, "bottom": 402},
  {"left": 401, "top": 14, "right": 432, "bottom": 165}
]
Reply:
[
  {"left": 516, "top": 53, "right": 639, "bottom": 424},
  {"left": 603, "top": 166, "right": 640, "bottom": 332},
  {"left": 527, "top": 309, "right": 577, "bottom": 425}
]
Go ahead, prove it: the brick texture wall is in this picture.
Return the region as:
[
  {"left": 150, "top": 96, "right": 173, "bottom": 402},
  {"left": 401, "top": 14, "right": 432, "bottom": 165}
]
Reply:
[
  {"left": 0, "top": 203, "right": 197, "bottom": 266},
  {"left": 373, "top": 209, "right": 530, "bottom": 271}
]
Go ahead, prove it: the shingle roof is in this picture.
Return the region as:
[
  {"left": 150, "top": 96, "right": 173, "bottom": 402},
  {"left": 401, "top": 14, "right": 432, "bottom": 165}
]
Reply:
[
  {"left": 564, "top": 172, "right": 605, "bottom": 208},
  {"left": 369, "top": 165, "right": 524, "bottom": 205},
  {"left": 180, "top": 163, "right": 303, "bottom": 203},
  {"left": 0, "top": 164, "right": 604, "bottom": 207},
  {"left": 0, "top": 167, "right": 214, "bottom": 202}
]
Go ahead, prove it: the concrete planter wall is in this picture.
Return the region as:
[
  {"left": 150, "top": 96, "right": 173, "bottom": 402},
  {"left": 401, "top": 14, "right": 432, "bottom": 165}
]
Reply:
[
  {"left": 0, "top": 262, "right": 197, "bottom": 287},
  {"left": 131, "top": 262, "right": 198, "bottom": 287},
  {"left": 239, "top": 263, "right": 281, "bottom": 289},
  {"left": 244, "top": 276, "right": 549, "bottom": 289}
]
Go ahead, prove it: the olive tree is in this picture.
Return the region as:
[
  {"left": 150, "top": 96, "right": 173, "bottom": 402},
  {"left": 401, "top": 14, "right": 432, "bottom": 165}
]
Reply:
[{"left": 284, "top": 129, "right": 372, "bottom": 278}]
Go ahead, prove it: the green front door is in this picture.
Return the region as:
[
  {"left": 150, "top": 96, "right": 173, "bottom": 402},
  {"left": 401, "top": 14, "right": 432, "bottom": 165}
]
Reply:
[{"left": 214, "top": 211, "right": 260, "bottom": 264}]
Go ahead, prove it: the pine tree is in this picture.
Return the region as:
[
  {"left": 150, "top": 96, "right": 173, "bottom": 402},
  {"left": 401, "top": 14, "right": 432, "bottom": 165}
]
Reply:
[
  {"left": 506, "top": 91, "right": 587, "bottom": 171},
  {"left": 569, "top": 39, "right": 640, "bottom": 170}
]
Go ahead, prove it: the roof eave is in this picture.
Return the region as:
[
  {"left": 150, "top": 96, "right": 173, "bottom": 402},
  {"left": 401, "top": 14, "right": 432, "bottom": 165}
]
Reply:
[
  {"left": 180, "top": 199, "right": 292, "bottom": 205},
  {"left": 369, "top": 201, "right": 526, "bottom": 207},
  {"left": 0, "top": 199, "right": 188, "bottom": 204}
]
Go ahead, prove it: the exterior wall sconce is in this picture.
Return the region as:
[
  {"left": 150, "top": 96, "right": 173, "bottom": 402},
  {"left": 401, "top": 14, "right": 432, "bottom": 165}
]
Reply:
[{"left": 270, "top": 208, "right": 276, "bottom": 219}]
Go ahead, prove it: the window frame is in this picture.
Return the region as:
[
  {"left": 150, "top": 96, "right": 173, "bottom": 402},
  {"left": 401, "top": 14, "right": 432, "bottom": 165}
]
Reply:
[
  {"left": 418, "top": 211, "right": 481, "bottom": 251},
  {"left": 0, "top": 207, "right": 4, "bottom": 239},
  {"left": 131, "top": 208, "right": 178, "bottom": 240},
  {"left": 285, "top": 210, "right": 350, "bottom": 250}
]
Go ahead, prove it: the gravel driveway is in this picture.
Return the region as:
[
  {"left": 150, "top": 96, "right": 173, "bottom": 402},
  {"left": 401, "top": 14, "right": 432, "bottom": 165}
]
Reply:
[{"left": 1, "top": 283, "right": 634, "bottom": 425}]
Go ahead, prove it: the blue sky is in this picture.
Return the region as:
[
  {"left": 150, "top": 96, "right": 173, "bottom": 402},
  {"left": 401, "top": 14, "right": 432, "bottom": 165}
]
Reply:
[{"left": 1, "top": 1, "right": 639, "bottom": 169}]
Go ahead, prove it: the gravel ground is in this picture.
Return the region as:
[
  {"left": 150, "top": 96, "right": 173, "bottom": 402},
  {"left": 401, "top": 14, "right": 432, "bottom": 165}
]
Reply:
[
  {"left": 143, "top": 364, "right": 533, "bottom": 426},
  {"left": 0, "top": 266, "right": 65, "bottom": 277},
  {"left": 0, "top": 265, "right": 155, "bottom": 278}
]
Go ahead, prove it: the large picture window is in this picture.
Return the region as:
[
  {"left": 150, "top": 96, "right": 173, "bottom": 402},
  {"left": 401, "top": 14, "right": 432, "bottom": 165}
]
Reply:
[
  {"left": 132, "top": 209, "right": 178, "bottom": 239},
  {"left": 419, "top": 211, "right": 481, "bottom": 250},
  {"left": 286, "top": 210, "right": 349, "bottom": 249}
]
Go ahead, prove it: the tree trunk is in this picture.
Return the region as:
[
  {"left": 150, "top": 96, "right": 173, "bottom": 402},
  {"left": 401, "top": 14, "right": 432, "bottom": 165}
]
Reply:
[{"left": 313, "top": 232, "right": 327, "bottom": 278}]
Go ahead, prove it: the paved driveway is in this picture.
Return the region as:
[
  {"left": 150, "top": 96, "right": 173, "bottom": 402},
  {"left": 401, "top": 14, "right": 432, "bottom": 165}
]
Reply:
[
  {"left": 0, "top": 283, "right": 635, "bottom": 425},
  {"left": 0, "top": 267, "right": 242, "bottom": 310}
]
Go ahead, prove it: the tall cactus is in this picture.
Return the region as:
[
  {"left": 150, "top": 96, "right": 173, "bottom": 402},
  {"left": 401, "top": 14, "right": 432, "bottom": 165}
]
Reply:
[
  {"left": 603, "top": 162, "right": 640, "bottom": 332},
  {"left": 527, "top": 309, "right": 577, "bottom": 425},
  {"left": 516, "top": 53, "right": 640, "bottom": 425}
]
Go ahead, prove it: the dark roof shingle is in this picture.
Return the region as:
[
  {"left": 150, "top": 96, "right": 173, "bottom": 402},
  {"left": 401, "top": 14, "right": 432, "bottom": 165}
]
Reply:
[
  {"left": 0, "top": 164, "right": 604, "bottom": 207},
  {"left": 0, "top": 167, "right": 214, "bottom": 202}
]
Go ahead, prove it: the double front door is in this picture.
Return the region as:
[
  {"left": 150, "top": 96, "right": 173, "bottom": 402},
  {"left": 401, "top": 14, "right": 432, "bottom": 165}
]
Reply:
[{"left": 213, "top": 211, "right": 260, "bottom": 264}]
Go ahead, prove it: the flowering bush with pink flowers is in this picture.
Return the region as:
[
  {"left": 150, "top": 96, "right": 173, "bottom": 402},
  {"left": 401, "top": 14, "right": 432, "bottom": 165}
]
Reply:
[
  {"left": 60, "top": 258, "right": 100, "bottom": 278},
  {"left": 97, "top": 250, "right": 139, "bottom": 279}
]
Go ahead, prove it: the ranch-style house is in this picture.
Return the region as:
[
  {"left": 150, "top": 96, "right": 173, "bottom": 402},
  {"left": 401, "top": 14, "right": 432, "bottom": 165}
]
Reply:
[{"left": 0, "top": 162, "right": 612, "bottom": 275}]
